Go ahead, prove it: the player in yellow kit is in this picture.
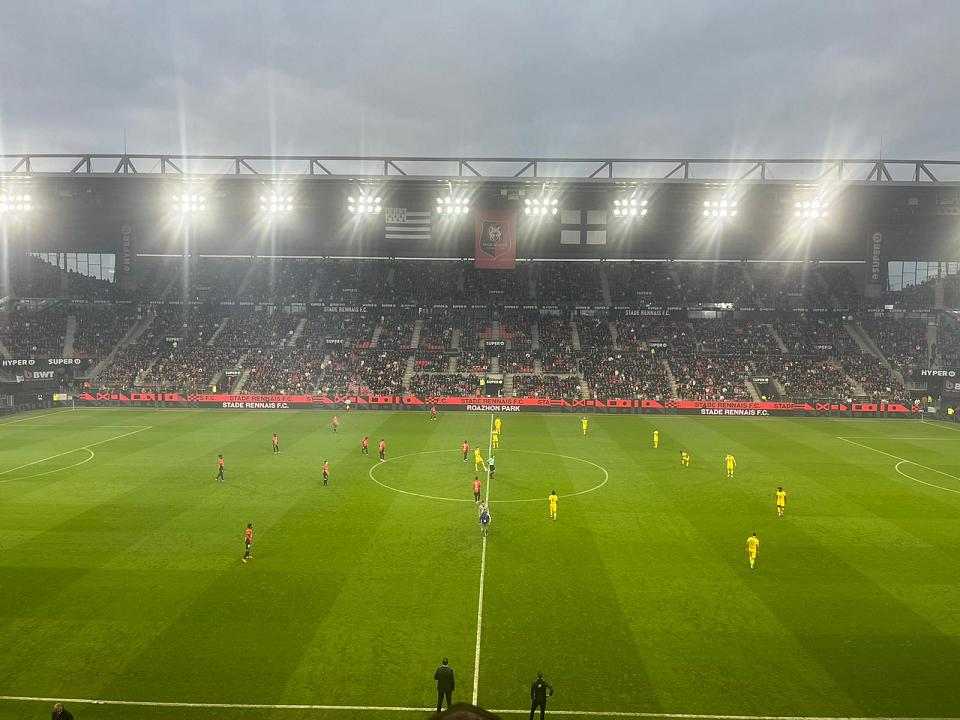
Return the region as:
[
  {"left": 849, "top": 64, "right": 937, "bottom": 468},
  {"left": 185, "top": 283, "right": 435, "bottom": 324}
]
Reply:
[
  {"left": 776, "top": 486, "right": 786, "bottom": 517},
  {"left": 746, "top": 533, "right": 760, "bottom": 569},
  {"left": 580, "top": 416, "right": 589, "bottom": 435},
  {"left": 680, "top": 451, "right": 690, "bottom": 467},
  {"left": 474, "top": 447, "right": 486, "bottom": 472},
  {"left": 491, "top": 429, "right": 500, "bottom": 449},
  {"left": 653, "top": 429, "right": 660, "bottom": 448},
  {"left": 548, "top": 490, "right": 559, "bottom": 521},
  {"left": 494, "top": 417, "right": 502, "bottom": 436},
  {"left": 725, "top": 452, "right": 736, "bottom": 478}
]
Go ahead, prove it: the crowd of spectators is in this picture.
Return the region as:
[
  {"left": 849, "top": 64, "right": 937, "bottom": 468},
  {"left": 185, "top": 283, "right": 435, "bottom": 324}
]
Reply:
[
  {"left": 605, "top": 262, "right": 679, "bottom": 305},
  {"left": 0, "top": 306, "right": 68, "bottom": 356},
  {"left": 576, "top": 317, "right": 612, "bottom": 350},
  {"left": 773, "top": 317, "right": 856, "bottom": 355},
  {"left": 393, "top": 262, "right": 462, "bottom": 305},
  {"left": 537, "top": 316, "right": 573, "bottom": 354},
  {"left": 241, "top": 259, "right": 317, "bottom": 304},
  {"left": 376, "top": 311, "right": 416, "bottom": 351},
  {"left": 409, "top": 373, "right": 479, "bottom": 396},
  {"left": 676, "top": 263, "right": 754, "bottom": 306},
  {"left": 934, "top": 320, "right": 960, "bottom": 366},
  {"left": 688, "top": 319, "right": 775, "bottom": 354},
  {"left": 240, "top": 348, "right": 325, "bottom": 395},
  {"left": 859, "top": 316, "right": 928, "bottom": 369},
  {"left": 214, "top": 313, "right": 300, "bottom": 348},
  {"left": 498, "top": 312, "right": 533, "bottom": 349},
  {"left": 463, "top": 265, "right": 529, "bottom": 303},
  {"left": 72, "top": 306, "right": 140, "bottom": 358},
  {"left": 841, "top": 354, "right": 905, "bottom": 401},
  {"left": 139, "top": 346, "right": 243, "bottom": 392},
  {"left": 755, "top": 357, "right": 855, "bottom": 400},
  {"left": 457, "top": 351, "right": 491, "bottom": 373},
  {"left": 535, "top": 263, "right": 602, "bottom": 304},
  {"left": 616, "top": 317, "right": 692, "bottom": 350},
  {"left": 320, "top": 350, "right": 406, "bottom": 396},
  {"left": 579, "top": 349, "right": 672, "bottom": 400},
  {"left": 670, "top": 354, "right": 752, "bottom": 401},
  {"left": 821, "top": 266, "right": 860, "bottom": 307},
  {"left": 413, "top": 350, "right": 447, "bottom": 371},
  {"left": 500, "top": 350, "right": 536, "bottom": 373},
  {"left": 748, "top": 263, "right": 833, "bottom": 309},
  {"left": 512, "top": 374, "right": 582, "bottom": 398},
  {"left": 419, "top": 310, "right": 457, "bottom": 350}
]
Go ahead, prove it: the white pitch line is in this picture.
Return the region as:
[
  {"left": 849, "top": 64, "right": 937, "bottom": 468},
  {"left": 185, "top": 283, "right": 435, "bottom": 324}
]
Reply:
[
  {"left": 11, "top": 424, "right": 154, "bottom": 429},
  {"left": 0, "top": 696, "right": 954, "bottom": 720},
  {"left": 0, "top": 426, "right": 152, "bottom": 481},
  {"left": 0, "top": 409, "right": 74, "bottom": 426},
  {"left": 837, "top": 436, "right": 960, "bottom": 495},
  {"left": 0, "top": 449, "right": 96, "bottom": 483},
  {"left": 472, "top": 412, "right": 494, "bottom": 706}
]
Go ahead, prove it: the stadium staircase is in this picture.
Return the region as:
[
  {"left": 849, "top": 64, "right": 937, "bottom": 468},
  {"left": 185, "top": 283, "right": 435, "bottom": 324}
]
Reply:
[
  {"left": 599, "top": 266, "right": 612, "bottom": 306},
  {"left": 927, "top": 319, "right": 938, "bottom": 365},
  {"left": 531, "top": 321, "right": 541, "bottom": 351},
  {"left": 609, "top": 320, "right": 620, "bottom": 350},
  {"left": 232, "top": 366, "right": 252, "bottom": 393},
  {"left": 207, "top": 317, "right": 230, "bottom": 346},
  {"left": 63, "top": 314, "right": 77, "bottom": 356},
  {"left": 668, "top": 264, "right": 682, "bottom": 291},
  {"left": 580, "top": 378, "right": 590, "bottom": 400},
  {"left": 0, "top": 337, "right": 12, "bottom": 360},
  {"left": 846, "top": 320, "right": 907, "bottom": 390},
  {"left": 370, "top": 322, "right": 383, "bottom": 349},
  {"left": 451, "top": 328, "right": 462, "bottom": 350},
  {"left": 87, "top": 313, "right": 155, "bottom": 382},
  {"left": 571, "top": 321, "right": 581, "bottom": 351},
  {"left": 533, "top": 358, "right": 543, "bottom": 374},
  {"left": 528, "top": 270, "right": 537, "bottom": 301},
  {"left": 410, "top": 319, "right": 423, "bottom": 349},
  {"left": 934, "top": 280, "right": 946, "bottom": 310},
  {"left": 740, "top": 262, "right": 755, "bottom": 291},
  {"left": 447, "top": 356, "right": 457, "bottom": 373},
  {"left": 745, "top": 378, "right": 762, "bottom": 402},
  {"left": 289, "top": 318, "right": 307, "bottom": 347},
  {"left": 401, "top": 356, "right": 416, "bottom": 391},
  {"left": 766, "top": 324, "right": 789, "bottom": 352},
  {"left": 661, "top": 358, "right": 679, "bottom": 398},
  {"left": 503, "top": 373, "right": 515, "bottom": 397},
  {"left": 491, "top": 320, "right": 500, "bottom": 340}
]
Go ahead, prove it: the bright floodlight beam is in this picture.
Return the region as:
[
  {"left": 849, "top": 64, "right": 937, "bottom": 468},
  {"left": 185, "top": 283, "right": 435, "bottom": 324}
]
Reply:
[
  {"left": 172, "top": 193, "right": 206, "bottom": 213},
  {"left": 436, "top": 196, "right": 470, "bottom": 215},
  {"left": 260, "top": 193, "right": 295, "bottom": 214},
  {"left": 0, "top": 193, "right": 33, "bottom": 216},
  {"left": 612, "top": 197, "right": 648, "bottom": 218},
  {"left": 702, "top": 199, "right": 738, "bottom": 218},
  {"left": 523, "top": 197, "right": 559, "bottom": 216},
  {"left": 348, "top": 194, "right": 382, "bottom": 215},
  {"left": 794, "top": 200, "right": 829, "bottom": 219}
]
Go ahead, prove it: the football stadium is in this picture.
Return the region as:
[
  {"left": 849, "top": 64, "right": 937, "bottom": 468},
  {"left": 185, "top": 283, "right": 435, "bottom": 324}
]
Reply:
[{"left": 1, "top": 150, "right": 959, "bottom": 720}]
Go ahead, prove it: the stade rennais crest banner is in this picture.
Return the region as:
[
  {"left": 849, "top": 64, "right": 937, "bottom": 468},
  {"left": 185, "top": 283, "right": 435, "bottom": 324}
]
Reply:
[{"left": 475, "top": 210, "right": 517, "bottom": 269}]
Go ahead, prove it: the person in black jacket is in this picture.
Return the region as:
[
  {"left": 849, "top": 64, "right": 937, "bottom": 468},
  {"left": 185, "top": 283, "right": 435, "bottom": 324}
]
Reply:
[
  {"left": 52, "top": 703, "right": 74, "bottom": 720},
  {"left": 529, "top": 671, "right": 554, "bottom": 719},
  {"left": 434, "top": 657, "right": 455, "bottom": 713}
]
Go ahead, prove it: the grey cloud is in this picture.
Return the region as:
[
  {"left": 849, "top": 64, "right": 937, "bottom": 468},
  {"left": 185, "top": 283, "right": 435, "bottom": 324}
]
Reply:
[{"left": 1, "top": 0, "right": 959, "bottom": 161}]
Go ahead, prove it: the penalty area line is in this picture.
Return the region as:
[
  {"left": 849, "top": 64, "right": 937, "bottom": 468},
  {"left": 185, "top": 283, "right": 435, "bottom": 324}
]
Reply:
[
  {"left": 0, "top": 696, "right": 955, "bottom": 720},
  {"left": 837, "top": 436, "right": 960, "bottom": 495}
]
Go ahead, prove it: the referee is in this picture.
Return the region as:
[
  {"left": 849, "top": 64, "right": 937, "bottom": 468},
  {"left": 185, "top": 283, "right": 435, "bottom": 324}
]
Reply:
[
  {"left": 529, "top": 671, "right": 554, "bottom": 719},
  {"left": 434, "top": 657, "right": 455, "bottom": 713}
]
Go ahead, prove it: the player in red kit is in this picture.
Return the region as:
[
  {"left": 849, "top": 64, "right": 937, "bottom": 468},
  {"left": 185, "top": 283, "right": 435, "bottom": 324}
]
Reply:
[
  {"left": 430, "top": 405, "right": 437, "bottom": 420},
  {"left": 242, "top": 523, "right": 253, "bottom": 563},
  {"left": 379, "top": 439, "right": 386, "bottom": 461},
  {"left": 473, "top": 477, "right": 482, "bottom": 504},
  {"left": 272, "top": 433, "right": 279, "bottom": 454},
  {"left": 361, "top": 436, "right": 369, "bottom": 456},
  {"left": 322, "top": 461, "right": 330, "bottom": 486},
  {"left": 332, "top": 415, "right": 340, "bottom": 433},
  {"left": 463, "top": 441, "right": 469, "bottom": 462}
]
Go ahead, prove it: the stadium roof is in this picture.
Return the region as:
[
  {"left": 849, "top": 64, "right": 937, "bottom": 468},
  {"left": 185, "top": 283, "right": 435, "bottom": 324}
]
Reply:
[{"left": 3, "top": 154, "right": 960, "bottom": 185}]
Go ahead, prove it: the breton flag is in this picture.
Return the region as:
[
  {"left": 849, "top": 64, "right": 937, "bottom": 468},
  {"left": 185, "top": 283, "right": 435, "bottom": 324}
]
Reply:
[
  {"left": 560, "top": 209, "right": 607, "bottom": 245},
  {"left": 385, "top": 207, "right": 432, "bottom": 241}
]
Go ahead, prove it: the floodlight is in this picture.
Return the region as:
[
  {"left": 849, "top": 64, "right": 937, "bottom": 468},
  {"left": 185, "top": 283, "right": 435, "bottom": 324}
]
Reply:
[
  {"left": 612, "top": 197, "right": 648, "bottom": 219},
  {"left": 793, "top": 200, "right": 829, "bottom": 220},
  {"left": 173, "top": 193, "right": 205, "bottom": 213},
  {"left": 0, "top": 192, "right": 33, "bottom": 217},
  {"left": 260, "top": 192, "right": 295, "bottom": 214},
  {"left": 702, "top": 199, "right": 738, "bottom": 218},
  {"left": 350, "top": 192, "right": 382, "bottom": 215},
  {"left": 436, "top": 195, "right": 470, "bottom": 216},
  {"left": 524, "top": 196, "right": 558, "bottom": 216}
]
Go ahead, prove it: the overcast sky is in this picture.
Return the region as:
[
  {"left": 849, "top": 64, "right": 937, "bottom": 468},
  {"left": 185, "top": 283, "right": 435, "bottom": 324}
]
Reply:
[{"left": 1, "top": 1, "right": 958, "bottom": 162}]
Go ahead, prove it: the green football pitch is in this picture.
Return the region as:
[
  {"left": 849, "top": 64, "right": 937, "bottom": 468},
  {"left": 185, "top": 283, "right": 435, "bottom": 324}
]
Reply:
[{"left": 1, "top": 407, "right": 959, "bottom": 720}]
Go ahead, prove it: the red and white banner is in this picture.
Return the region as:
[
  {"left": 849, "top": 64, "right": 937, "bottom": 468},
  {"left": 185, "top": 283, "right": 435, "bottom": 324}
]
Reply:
[{"left": 475, "top": 210, "right": 517, "bottom": 269}]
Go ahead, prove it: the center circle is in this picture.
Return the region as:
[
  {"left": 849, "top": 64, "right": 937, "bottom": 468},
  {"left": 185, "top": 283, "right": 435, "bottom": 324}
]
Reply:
[{"left": 367, "top": 449, "right": 609, "bottom": 503}]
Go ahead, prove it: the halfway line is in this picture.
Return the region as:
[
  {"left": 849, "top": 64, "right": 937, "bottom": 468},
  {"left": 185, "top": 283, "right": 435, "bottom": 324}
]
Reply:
[{"left": 472, "top": 412, "right": 494, "bottom": 705}]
